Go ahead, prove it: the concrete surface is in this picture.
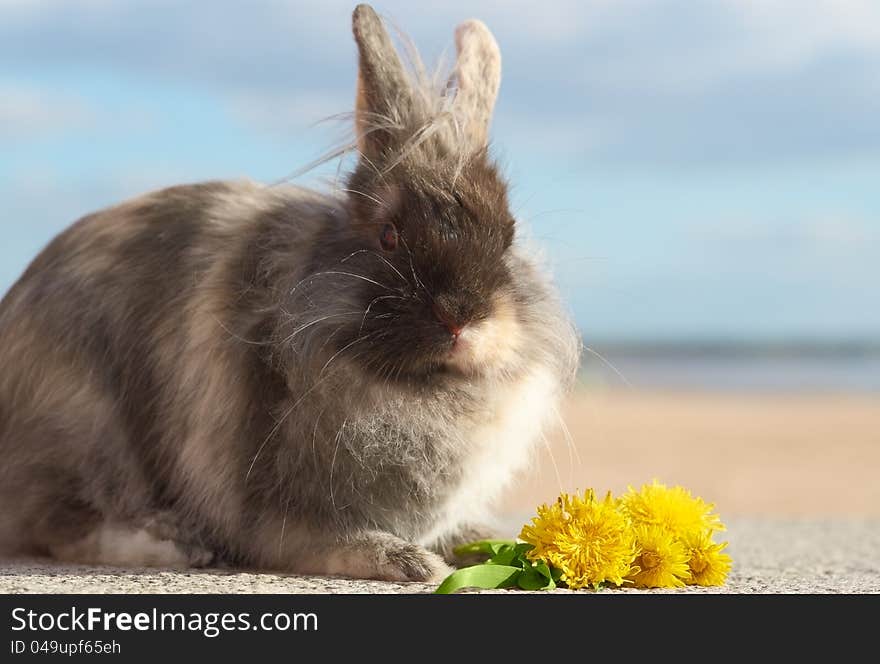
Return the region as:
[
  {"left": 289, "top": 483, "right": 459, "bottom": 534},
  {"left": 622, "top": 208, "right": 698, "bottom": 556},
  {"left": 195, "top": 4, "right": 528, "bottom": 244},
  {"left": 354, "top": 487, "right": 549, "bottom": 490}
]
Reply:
[{"left": 1, "top": 519, "right": 878, "bottom": 594}]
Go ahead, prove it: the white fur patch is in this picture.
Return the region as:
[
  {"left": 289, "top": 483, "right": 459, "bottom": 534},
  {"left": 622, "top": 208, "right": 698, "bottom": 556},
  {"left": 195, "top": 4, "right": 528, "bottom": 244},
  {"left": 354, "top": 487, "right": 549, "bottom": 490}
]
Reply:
[
  {"left": 418, "top": 366, "right": 560, "bottom": 545},
  {"left": 445, "top": 293, "right": 522, "bottom": 377},
  {"left": 51, "top": 523, "right": 191, "bottom": 568}
]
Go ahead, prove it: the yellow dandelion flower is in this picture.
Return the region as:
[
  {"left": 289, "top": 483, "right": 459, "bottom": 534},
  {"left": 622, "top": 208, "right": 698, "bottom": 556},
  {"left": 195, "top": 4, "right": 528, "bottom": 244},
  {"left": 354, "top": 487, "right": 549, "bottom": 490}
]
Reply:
[
  {"left": 619, "top": 480, "right": 725, "bottom": 537},
  {"left": 519, "top": 489, "right": 637, "bottom": 589},
  {"left": 627, "top": 524, "right": 690, "bottom": 588},
  {"left": 684, "top": 530, "right": 732, "bottom": 586}
]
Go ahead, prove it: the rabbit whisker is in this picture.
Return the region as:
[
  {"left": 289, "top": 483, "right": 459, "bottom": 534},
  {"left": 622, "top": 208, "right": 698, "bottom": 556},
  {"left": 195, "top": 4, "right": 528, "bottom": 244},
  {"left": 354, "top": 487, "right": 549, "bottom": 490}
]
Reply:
[
  {"left": 245, "top": 365, "right": 346, "bottom": 483},
  {"left": 538, "top": 429, "right": 564, "bottom": 496},
  {"left": 359, "top": 294, "right": 407, "bottom": 335},
  {"left": 329, "top": 418, "right": 349, "bottom": 510},
  {"left": 303, "top": 270, "right": 394, "bottom": 293},
  {"left": 278, "top": 493, "right": 292, "bottom": 560},
  {"left": 279, "top": 311, "right": 361, "bottom": 346},
  {"left": 551, "top": 403, "right": 581, "bottom": 471},
  {"left": 212, "top": 314, "right": 270, "bottom": 346},
  {"left": 583, "top": 346, "right": 632, "bottom": 389},
  {"left": 318, "top": 331, "right": 378, "bottom": 379},
  {"left": 290, "top": 268, "right": 396, "bottom": 298},
  {"left": 341, "top": 249, "right": 409, "bottom": 286},
  {"left": 400, "top": 236, "right": 434, "bottom": 302}
]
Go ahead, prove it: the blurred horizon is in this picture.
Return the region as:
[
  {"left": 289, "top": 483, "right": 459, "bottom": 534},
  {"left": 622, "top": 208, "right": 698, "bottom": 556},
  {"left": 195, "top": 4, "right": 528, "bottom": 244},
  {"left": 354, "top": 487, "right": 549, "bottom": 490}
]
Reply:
[{"left": 3, "top": 0, "right": 879, "bottom": 346}]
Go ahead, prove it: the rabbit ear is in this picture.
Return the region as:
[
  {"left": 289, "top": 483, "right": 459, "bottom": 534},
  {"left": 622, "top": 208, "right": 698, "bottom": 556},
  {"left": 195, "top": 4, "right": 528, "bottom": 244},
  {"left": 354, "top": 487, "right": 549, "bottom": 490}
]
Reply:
[
  {"left": 451, "top": 19, "right": 502, "bottom": 150},
  {"left": 352, "top": 4, "right": 413, "bottom": 159}
]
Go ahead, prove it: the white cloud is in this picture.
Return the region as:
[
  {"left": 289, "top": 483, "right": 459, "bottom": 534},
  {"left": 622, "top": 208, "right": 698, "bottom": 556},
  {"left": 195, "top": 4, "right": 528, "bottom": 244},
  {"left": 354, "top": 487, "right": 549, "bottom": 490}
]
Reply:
[
  {"left": 227, "top": 89, "right": 352, "bottom": 136},
  {"left": 689, "top": 213, "right": 880, "bottom": 259},
  {"left": 567, "top": 0, "right": 880, "bottom": 98},
  {"left": 0, "top": 84, "right": 95, "bottom": 138},
  {"left": 2, "top": 1, "right": 879, "bottom": 169},
  {"left": 0, "top": 81, "right": 162, "bottom": 143},
  {"left": 734, "top": 0, "right": 880, "bottom": 54}
]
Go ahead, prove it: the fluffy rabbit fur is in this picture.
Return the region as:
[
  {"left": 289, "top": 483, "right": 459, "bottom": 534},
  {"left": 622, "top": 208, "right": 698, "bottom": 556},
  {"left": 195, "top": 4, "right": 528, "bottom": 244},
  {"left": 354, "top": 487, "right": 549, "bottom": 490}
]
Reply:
[{"left": 0, "top": 4, "right": 580, "bottom": 581}]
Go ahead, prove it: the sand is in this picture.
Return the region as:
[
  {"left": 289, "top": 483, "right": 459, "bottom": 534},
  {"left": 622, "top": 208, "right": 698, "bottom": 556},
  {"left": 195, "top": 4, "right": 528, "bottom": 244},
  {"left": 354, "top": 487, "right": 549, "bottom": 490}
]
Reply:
[
  {"left": 501, "top": 388, "right": 880, "bottom": 519},
  {"left": 2, "top": 388, "right": 877, "bottom": 594}
]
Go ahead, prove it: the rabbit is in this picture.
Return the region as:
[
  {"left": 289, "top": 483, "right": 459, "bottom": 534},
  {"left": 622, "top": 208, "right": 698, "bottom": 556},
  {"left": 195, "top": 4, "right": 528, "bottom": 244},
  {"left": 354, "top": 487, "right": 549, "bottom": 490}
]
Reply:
[{"left": 0, "top": 4, "right": 580, "bottom": 582}]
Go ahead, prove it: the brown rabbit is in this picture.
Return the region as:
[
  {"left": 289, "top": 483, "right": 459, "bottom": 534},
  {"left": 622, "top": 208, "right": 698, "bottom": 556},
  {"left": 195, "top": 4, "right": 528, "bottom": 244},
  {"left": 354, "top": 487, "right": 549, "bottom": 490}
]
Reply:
[{"left": 0, "top": 4, "right": 580, "bottom": 582}]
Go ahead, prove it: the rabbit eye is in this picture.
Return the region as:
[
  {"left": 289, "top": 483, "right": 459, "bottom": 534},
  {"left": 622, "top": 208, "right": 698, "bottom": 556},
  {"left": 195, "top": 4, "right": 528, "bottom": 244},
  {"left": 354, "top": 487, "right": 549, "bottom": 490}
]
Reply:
[{"left": 379, "top": 224, "right": 398, "bottom": 252}]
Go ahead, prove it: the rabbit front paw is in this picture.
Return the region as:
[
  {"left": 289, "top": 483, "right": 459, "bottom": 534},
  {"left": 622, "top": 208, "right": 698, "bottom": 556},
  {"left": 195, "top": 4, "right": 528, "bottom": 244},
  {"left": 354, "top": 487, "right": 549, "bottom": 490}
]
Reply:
[{"left": 305, "top": 531, "right": 452, "bottom": 583}]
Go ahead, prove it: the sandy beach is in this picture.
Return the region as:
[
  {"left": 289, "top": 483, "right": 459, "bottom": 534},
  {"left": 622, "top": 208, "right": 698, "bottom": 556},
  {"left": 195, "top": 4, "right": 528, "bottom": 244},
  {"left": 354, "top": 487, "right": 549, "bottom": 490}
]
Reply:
[
  {"left": 2, "top": 387, "right": 877, "bottom": 594},
  {"left": 501, "top": 388, "right": 880, "bottom": 519}
]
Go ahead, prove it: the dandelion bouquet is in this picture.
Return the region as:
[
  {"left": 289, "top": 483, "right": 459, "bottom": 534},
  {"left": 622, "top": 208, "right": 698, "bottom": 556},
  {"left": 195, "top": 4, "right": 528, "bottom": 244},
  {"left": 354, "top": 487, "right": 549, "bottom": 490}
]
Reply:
[{"left": 436, "top": 480, "right": 732, "bottom": 593}]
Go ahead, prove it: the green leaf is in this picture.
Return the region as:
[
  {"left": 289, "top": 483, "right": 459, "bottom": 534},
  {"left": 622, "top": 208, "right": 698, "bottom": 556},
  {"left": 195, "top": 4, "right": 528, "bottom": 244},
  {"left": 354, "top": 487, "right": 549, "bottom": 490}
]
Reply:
[
  {"left": 452, "top": 539, "right": 517, "bottom": 558},
  {"left": 515, "top": 560, "right": 557, "bottom": 590},
  {"left": 533, "top": 562, "right": 556, "bottom": 585},
  {"left": 487, "top": 546, "right": 518, "bottom": 566},
  {"left": 434, "top": 564, "right": 522, "bottom": 594},
  {"left": 516, "top": 568, "right": 547, "bottom": 590}
]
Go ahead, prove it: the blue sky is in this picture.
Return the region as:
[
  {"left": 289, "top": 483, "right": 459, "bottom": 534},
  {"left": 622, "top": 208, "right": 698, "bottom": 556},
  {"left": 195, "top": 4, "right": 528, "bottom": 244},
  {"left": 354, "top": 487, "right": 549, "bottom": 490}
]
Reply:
[{"left": 2, "top": 0, "right": 878, "bottom": 341}]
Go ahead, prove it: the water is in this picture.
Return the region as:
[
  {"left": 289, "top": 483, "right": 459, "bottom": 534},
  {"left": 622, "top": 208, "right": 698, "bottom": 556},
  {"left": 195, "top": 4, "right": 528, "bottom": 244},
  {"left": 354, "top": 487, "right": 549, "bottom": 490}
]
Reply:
[{"left": 581, "top": 345, "right": 880, "bottom": 393}]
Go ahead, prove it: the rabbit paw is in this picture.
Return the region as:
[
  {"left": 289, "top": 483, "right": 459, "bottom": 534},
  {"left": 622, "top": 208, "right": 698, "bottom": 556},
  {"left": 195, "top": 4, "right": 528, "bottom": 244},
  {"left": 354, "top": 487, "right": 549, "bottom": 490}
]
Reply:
[{"left": 311, "top": 531, "right": 453, "bottom": 583}]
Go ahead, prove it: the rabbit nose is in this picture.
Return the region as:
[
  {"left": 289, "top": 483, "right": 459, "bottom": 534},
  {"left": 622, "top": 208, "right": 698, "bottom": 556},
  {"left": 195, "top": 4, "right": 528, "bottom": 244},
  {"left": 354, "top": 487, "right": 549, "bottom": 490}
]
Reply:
[{"left": 432, "top": 302, "right": 465, "bottom": 339}]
